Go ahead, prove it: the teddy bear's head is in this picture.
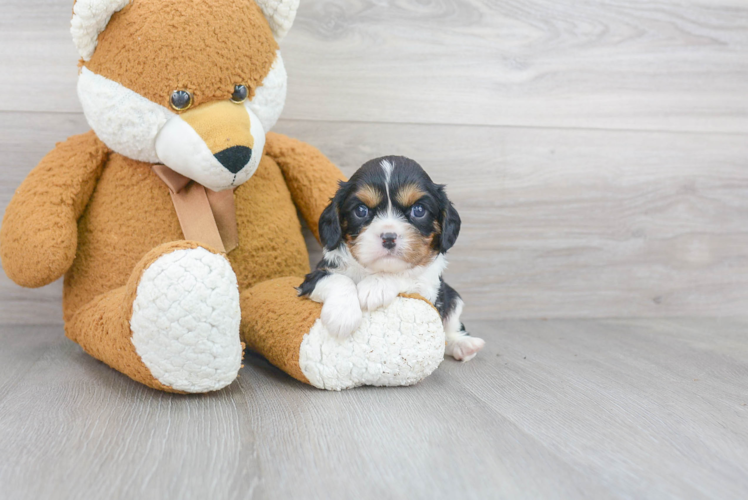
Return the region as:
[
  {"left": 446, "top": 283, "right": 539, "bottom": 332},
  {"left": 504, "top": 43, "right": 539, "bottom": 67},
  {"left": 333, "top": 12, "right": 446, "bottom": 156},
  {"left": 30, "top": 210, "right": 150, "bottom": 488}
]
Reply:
[{"left": 71, "top": 0, "right": 299, "bottom": 191}]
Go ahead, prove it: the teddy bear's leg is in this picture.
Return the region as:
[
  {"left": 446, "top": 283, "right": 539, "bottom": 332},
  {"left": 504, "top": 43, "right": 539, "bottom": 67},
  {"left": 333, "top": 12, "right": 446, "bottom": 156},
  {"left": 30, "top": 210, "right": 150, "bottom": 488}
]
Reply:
[
  {"left": 66, "top": 241, "right": 243, "bottom": 393},
  {"left": 241, "top": 277, "right": 446, "bottom": 390}
]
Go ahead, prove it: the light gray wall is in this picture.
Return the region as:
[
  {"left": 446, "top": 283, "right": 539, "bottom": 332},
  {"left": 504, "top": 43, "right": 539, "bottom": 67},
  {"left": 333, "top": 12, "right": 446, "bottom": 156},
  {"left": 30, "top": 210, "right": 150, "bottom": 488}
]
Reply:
[{"left": 2, "top": 0, "right": 747, "bottom": 323}]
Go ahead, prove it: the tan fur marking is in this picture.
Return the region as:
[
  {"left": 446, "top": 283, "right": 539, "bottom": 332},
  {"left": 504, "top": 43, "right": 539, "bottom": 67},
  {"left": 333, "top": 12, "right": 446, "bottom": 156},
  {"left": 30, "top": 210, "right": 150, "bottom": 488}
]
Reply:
[
  {"left": 356, "top": 185, "right": 382, "bottom": 208},
  {"left": 395, "top": 184, "right": 426, "bottom": 207},
  {"left": 401, "top": 231, "right": 439, "bottom": 267},
  {"left": 347, "top": 237, "right": 361, "bottom": 262}
]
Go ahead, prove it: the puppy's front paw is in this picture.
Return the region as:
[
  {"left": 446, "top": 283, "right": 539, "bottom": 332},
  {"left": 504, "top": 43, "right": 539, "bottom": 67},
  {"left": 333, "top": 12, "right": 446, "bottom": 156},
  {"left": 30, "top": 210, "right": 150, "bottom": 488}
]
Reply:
[
  {"left": 446, "top": 336, "right": 486, "bottom": 362},
  {"left": 357, "top": 276, "right": 399, "bottom": 311},
  {"left": 321, "top": 293, "right": 363, "bottom": 339}
]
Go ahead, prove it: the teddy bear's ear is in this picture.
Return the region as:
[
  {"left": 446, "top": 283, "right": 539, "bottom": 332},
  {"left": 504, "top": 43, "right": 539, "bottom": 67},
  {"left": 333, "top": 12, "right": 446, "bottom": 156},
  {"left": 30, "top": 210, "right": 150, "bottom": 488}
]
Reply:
[
  {"left": 255, "top": 0, "right": 300, "bottom": 40},
  {"left": 71, "top": 0, "right": 130, "bottom": 61}
]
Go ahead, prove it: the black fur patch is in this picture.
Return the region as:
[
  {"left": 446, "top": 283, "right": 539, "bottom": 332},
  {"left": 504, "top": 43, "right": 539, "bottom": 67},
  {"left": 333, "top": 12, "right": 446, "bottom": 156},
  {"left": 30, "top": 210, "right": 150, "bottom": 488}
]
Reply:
[
  {"left": 318, "top": 181, "right": 347, "bottom": 251},
  {"left": 297, "top": 256, "right": 340, "bottom": 297},
  {"left": 434, "top": 278, "right": 467, "bottom": 333},
  {"left": 297, "top": 269, "right": 331, "bottom": 297},
  {"left": 438, "top": 201, "right": 461, "bottom": 253}
]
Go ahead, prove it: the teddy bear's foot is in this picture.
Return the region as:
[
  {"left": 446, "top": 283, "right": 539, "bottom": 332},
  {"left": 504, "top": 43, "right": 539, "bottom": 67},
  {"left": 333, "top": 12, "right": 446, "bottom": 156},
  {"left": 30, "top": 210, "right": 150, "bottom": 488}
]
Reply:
[
  {"left": 300, "top": 296, "right": 446, "bottom": 390},
  {"left": 130, "top": 246, "right": 242, "bottom": 393},
  {"left": 241, "top": 278, "right": 445, "bottom": 391},
  {"left": 67, "top": 241, "right": 242, "bottom": 393}
]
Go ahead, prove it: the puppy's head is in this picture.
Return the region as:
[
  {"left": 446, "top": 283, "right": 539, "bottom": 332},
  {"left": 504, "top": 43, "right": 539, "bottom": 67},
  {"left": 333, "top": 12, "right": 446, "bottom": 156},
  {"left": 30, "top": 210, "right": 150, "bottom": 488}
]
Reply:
[{"left": 319, "top": 156, "right": 461, "bottom": 273}]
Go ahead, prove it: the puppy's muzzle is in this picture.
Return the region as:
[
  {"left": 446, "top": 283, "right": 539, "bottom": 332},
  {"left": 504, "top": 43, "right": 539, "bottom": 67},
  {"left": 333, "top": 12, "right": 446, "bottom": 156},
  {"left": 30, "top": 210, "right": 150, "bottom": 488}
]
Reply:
[{"left": 381, "top": 232, "right": 397, "bottom": 250}]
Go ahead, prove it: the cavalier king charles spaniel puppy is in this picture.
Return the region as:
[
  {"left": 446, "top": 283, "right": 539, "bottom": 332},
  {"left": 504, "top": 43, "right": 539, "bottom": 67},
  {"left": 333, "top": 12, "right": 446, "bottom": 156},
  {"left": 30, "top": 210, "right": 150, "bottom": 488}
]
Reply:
[{"left": 298, "top": 156, "right": 485, "bottom": 361}]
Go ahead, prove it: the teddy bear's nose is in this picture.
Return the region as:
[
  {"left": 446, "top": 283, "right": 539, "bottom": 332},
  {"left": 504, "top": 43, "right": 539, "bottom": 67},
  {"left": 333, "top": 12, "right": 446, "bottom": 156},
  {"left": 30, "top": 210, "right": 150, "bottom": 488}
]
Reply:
[{"left": 214, "top": 146, "right": 252, "bottom": 174}]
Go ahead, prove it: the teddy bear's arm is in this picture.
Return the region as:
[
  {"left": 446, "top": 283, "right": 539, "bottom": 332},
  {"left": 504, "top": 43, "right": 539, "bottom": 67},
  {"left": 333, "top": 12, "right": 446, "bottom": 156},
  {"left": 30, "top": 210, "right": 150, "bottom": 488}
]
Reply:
[
  {"left": 264, "top": 132, "right": 346, "bottom": 241},
  {"left": 0, "top": 131, "right": 109, "bottom": 288}
]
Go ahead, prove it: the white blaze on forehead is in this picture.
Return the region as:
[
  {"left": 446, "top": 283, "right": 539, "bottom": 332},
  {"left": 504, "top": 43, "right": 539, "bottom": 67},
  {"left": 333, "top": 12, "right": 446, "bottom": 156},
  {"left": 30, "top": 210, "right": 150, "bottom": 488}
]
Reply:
[
  {"left": 380, "top": 159, "right": 394, "bottom": 181},
  {"left": 380, "top": 159, "right": 395, "bottom": 212}
]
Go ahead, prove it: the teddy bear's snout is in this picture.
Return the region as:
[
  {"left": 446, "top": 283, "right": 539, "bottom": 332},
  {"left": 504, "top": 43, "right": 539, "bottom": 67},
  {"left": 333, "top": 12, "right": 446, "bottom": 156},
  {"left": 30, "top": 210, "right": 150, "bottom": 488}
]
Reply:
[
  {"left": 154, "top": 99, "right": 266, "bottom": 191},
  {"left": 214, "top": 146, "right": 252, "bottom": 174}
]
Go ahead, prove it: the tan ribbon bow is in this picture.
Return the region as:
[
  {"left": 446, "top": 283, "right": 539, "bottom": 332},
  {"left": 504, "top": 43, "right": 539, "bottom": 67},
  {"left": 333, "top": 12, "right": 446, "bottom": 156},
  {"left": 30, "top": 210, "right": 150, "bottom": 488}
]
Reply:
[{"left": 152, "top": 165, "right": 239, "bottom": 253}]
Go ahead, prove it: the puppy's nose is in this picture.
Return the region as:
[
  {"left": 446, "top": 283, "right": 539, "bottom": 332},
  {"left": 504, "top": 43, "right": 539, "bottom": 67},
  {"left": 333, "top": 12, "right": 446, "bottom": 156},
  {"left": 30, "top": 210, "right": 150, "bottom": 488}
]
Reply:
[
  {"left": 214, "top": 146, "right": 252, "bottom": 174},
  {"left": 381, "top": 232, "right": 397, "bottom": 250}
]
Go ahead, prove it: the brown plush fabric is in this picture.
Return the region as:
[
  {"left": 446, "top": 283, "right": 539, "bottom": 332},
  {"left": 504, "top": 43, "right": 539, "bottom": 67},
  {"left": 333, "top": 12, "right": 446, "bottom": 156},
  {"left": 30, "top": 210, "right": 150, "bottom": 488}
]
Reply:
[
  {"left": 67, "top": 241, "right": 211, "bottom": 393},
  {"left": 2, "top": 134, "right": 343, "bottom": 389},
  {"left": 0, "top": 131, "right": 109, "bottom": 288},
  {"left": 265, "top": 133, "right": 348, "bottom": 240},
  {"left": 62, "top": 153, "right": 183, "bottom": 322},
  {"left": 181, "top": 100, "right": 255, "bottom": 153},
  {"left": 228, "top": 151, "right": 312, "bottom": 289},
  {"left": 62, "top": 151, "right": 315, "bottom": 323},
  {"left": 240, "top": 277, "right": 319, "bottom": 385},
  {"left": 85, "top": 0, "right": 278, "bottom": 110},
  {"left": 2, "top": 0, "right": 351, "bottom": 390}
]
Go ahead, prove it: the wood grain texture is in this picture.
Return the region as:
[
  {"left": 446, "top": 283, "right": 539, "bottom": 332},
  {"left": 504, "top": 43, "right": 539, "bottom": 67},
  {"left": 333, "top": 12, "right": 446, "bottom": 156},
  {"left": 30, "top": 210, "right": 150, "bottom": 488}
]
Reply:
[
  {"left": 0, "top": 319, "right": 746, "bottom": 499},
  {"left": 2, "top": 112, "right": 748, "bottom": 322},
  {"left": 1, "top": 0, "right": 747, "bottom": 133},
  {"left": 2, "top": 2, "right": 747, "bottom": 499},
  {"left": 286, "top": 0, "right": 748, "bottom": 133},
  {"left": 278, "top": 120, "right": 748, "bottom": 320}
]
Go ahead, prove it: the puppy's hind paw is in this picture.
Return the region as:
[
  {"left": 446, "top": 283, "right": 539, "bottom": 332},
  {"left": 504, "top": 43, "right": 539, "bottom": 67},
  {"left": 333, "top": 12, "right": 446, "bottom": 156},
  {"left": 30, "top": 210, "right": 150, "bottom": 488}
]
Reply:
[
  {"left": 321, "top": 294, "right": 363, "bottom": 340},
  {"left": 446, "top": 335, "right": 486, "bottom": 362}
]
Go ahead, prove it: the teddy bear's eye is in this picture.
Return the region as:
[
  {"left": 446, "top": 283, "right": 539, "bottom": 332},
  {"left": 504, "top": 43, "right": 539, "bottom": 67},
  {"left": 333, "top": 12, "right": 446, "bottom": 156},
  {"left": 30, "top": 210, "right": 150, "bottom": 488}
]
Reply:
[
  {"left": 170, "top": 90, "right": 193, "bottom": 111},
  {"left": 231, "top": 85, "right": 248, "bottom": 103}
]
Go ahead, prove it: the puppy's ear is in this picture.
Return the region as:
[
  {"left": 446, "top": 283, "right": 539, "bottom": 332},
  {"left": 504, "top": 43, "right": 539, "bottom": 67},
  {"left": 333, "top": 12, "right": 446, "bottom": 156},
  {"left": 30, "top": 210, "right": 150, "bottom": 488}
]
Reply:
[
  {"left": 439, "top": 199, "right": 461, "bottom": 253},
  {"left": 318, "top": 183, "right": 347, "bottom": 250}
]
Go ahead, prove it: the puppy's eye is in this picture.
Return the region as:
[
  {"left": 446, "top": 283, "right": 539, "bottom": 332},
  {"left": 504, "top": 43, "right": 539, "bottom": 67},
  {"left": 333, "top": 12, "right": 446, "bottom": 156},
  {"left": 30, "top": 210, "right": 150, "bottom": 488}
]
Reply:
[
  {"left": 354, "top": 205, "right": 369, "bottom": 218},
  {"left": 231, "top": 84, "right": 248, "bottom": 103},
  {"left": 170, "top": 90, "right": 193, "bottom": 111},
  {"left": 411, "top": 203, "right": 426, "bottom": 219}
]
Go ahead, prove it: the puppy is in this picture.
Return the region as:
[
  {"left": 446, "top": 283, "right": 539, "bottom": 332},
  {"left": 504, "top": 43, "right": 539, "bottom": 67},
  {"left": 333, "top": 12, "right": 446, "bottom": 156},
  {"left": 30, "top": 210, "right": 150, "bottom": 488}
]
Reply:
[{"left": 298, "top": 156, "right": 485, "bottom": 361}]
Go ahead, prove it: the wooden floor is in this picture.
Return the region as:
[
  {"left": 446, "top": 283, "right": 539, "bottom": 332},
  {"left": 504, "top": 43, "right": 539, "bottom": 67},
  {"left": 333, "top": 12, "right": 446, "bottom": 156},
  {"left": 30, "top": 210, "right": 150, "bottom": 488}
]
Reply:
[
  {"left": 0, "top": 318, "right": 746, "bottom": 500},
  {"left": 2, "top": 0, "right": 748, "bottom": 498}
]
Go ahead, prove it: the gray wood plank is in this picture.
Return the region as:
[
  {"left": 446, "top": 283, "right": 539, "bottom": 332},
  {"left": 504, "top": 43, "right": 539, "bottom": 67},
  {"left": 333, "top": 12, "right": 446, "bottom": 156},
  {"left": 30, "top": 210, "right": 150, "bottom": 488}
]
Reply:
[
  {"left": 0, "top": 318, "right": 746, "bottom": 499},
  {"left": 280, "top": 120, "right": 748, "bottom": 320},
  {"left": 3, "top": 112, "right": 748, "bottom": 322},
  {"left": 1, "top": 0, "right": 747, "bottom": 133}
]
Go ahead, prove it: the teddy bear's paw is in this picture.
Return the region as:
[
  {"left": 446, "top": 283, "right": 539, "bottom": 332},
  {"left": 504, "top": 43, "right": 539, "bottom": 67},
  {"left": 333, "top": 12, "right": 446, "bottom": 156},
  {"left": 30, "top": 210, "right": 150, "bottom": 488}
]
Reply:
[
  {"left": 130, "top": 247, "right": 242, "bottom": 393},
  {"left": 298, "top": 297, "right": 445, "bottom": 391}
]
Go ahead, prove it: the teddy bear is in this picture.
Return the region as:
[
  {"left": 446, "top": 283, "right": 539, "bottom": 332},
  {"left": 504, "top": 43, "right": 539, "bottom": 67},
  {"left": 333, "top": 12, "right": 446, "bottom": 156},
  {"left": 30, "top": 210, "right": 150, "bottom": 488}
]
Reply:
[{"left": 0, "top": 0, "right": 445, "bottom": 393}]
